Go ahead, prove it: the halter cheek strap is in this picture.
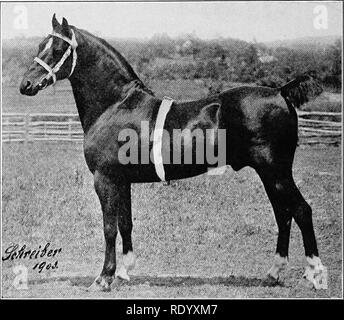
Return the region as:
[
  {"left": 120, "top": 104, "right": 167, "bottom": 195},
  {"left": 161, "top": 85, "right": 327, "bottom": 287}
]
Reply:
[
  {"left": 34, "top": 56, "right": 57, "bottom": 83},
  {"left": 34, "top": 29, "right": 78, "bottom": 84},
  {"left": 50, "top": 30, "right": 78, "bottom": 76}
]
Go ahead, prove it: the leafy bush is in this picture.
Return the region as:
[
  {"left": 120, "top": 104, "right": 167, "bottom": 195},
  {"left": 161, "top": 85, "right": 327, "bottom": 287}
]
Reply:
[
  {"left": 256, "top": 76, "right": 284, "bottom": 88},
  {"left": 2, "top": 35, "right": 341, "bottom": 90}
]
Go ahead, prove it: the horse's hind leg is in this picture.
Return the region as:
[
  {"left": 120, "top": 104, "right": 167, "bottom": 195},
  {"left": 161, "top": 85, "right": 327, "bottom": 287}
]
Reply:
[
  {"left": 256, "top": 163, "right": 326, "bottom": 287},
  {"left": 255, "top": 166, "right": 293, "bottom": 282},
  {"left": 88, "top": 171, "right": 131, "bottom": 291},
  {"left": 116, "top": 189, "right": 136, "bottom": 281}
]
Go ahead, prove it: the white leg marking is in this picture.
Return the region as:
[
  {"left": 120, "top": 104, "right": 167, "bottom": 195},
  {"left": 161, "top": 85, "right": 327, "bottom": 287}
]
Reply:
[
  {"left": 304, "top": 256, "right": 328, "bottom": 289},
  {"left": 267, "top": 254, "right": 288, "bottom": 280},
  {"left": 123, "top": 251, "right": 136, "bottom": 271},
  {"left": 115, "top": 265, "right": 130, "bottom": 281},
  {"left": 115, "top": 251, "right": 136, "bottom": 281}
]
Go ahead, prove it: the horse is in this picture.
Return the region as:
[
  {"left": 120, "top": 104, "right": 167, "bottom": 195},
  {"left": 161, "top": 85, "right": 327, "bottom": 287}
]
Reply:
[{"left": 20, "top": 15, "right": 327, "bottom": 291}]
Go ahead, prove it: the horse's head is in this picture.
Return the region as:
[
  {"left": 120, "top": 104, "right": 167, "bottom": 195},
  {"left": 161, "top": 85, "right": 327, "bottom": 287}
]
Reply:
[{"left": 20, "top": 14, "right": 78, "bottom": 96}]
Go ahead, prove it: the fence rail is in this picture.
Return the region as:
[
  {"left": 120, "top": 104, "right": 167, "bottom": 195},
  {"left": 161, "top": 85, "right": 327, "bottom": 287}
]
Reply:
[
  {"left": 2, "top": 111, "right": 342, "bottom": 146},
  {"left": 297, "top": 111, "right": 341, "bottom": 145},
  {"left": 2, "top": 113, "right": 83, "bottom": 143}
]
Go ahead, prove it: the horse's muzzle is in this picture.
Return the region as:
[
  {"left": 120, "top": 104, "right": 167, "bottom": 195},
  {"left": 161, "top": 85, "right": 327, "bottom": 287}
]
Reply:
[
  {"left": 20, "top": 76, "right": 50, "bottom": 96},
  {"left": 20, "top": 78, "right": 39, "bottom": 96}
]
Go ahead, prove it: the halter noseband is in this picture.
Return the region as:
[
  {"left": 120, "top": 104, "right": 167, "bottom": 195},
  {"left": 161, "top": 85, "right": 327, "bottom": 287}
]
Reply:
[{"left": 34, "top": 29, "right": 78, "bottom": 84}]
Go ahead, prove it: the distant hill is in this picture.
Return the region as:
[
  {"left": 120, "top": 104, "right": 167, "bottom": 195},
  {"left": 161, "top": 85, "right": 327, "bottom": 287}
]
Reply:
[{"left": 264, "top": 35, "right": 340, "bottom": 52}]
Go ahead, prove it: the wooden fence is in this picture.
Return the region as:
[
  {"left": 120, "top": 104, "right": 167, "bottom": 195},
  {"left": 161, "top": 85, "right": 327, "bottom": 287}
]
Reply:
[
  {"left": 297, "top": 111, "right": 341, "bottom": 146},
  {"left": 2, "top": 111, "right": 342, "bottom": 146},
  {"left": 2, "top": 113, "right": 83, "bottom": 143}
]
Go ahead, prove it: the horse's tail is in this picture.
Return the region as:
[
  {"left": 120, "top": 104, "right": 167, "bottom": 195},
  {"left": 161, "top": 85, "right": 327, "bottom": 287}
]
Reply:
[{"left": 279, "top": 74, "right": 323, "bottom": 110}]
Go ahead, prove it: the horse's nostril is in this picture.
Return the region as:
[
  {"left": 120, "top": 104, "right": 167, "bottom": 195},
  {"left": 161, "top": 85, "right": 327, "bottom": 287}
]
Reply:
[
  {"left": 25, "top": 80, "right": 32, "bottom": 89},
  {"left": 20, "top": 79, "right": 33, "bottom": 94}
]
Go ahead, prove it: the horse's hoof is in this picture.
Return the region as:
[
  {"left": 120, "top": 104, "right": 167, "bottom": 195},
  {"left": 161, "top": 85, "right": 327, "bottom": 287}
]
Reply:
[
  {"left": 110, "top": 276, "right": 129, "bottom": 290},
  {"left": 86, "top": 276, "right": 112, "bottom": 292},
  {"left": 303, "top": 265, "right": 328, "bottom": 290},
  {"left": 261, "top": 274, "right": 280, "bottom": 287}
]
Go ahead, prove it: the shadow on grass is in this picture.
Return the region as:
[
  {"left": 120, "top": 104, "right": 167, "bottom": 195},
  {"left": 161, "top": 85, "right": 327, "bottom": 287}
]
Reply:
[{"left": 29, "top": 274, "right": 283, "bottom": 288}]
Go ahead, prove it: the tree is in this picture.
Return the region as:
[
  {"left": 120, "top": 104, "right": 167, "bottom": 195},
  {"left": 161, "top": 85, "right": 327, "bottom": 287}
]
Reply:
[
  {"left": 242, "top": 44, "right": 259, "bottom": 66},
  {"left": 328, "top": 39, "right": 341, "bottom": 76}
]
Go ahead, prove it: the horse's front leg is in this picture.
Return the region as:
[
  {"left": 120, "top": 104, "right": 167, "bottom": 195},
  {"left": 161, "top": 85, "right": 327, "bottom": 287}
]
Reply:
[
  {"left": 115, "top": 185, "right": 136, "bottom": 282},
  {"left": 88, "top": 171, "right": 130, "bottom": 292}
]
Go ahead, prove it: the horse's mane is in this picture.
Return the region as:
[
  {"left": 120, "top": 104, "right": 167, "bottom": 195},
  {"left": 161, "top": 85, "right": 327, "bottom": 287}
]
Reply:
[{"left": 73, "top": 26, "right": 154, "bottom": 95}]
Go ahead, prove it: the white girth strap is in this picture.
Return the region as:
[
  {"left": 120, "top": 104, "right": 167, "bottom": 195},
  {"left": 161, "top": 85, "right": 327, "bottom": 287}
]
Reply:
[
  {"left": 153, "top": 97, "right": 174, "bottom": 181},
  {"left": 34, "top": 29, "right": 78, "bottom": 83}
]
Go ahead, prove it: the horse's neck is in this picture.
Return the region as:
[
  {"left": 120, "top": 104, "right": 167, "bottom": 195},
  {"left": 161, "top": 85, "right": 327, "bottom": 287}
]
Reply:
[{"left": 69, "top": 28, "right": 147, "bottom": 132}]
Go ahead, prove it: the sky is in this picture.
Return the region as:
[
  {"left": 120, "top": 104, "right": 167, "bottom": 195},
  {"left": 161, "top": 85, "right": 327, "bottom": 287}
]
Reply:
[{"left": 1, "top": 1, "right": 342, "bottom": 42}]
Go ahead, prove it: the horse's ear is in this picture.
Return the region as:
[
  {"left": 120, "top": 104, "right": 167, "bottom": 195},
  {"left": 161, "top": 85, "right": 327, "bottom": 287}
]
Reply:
[
  {"left": 61, "top": 17, "right": 71, "bottom": 36},
  {"left": 62, "top": 17, "right": 69, "bottom": 28},
  {"left": 52, "top": 13, "right": 60, "bottom": 29}
]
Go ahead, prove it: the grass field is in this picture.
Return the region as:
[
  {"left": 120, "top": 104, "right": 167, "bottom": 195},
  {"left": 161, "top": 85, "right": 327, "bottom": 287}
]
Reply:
[{"left": 1, "top": 142, "right": 342, "bottom": 298}]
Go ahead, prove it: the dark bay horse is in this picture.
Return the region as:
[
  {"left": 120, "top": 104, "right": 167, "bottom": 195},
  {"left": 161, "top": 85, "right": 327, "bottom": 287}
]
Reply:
[{"left": 20, "top": 15, "right": 327, "bottom": 291}]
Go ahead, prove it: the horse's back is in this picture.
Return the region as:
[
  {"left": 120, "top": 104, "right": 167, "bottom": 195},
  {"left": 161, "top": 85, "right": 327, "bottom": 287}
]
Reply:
[
  {"left": 175, "top": 85, "right": 288, "bottom": 127},
  {"left": 219, "top": 85, "right": 284, "bottom": 110}
]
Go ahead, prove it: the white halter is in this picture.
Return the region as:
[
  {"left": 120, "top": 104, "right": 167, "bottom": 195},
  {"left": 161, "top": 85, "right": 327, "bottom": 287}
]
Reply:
[{"left": 34, "top": 29, "right": 78, "bottom": 84}]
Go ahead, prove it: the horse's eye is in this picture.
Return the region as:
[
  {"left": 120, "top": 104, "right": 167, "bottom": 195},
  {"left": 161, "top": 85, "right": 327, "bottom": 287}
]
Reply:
[{"left": 53, "top": 49, "right": 64, "bottom": 57}]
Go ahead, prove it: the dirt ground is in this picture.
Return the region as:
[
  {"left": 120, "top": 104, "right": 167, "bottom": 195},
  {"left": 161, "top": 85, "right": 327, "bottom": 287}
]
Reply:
[{"left": 1, "top": 143, "right": 342, "bottom": 299}]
